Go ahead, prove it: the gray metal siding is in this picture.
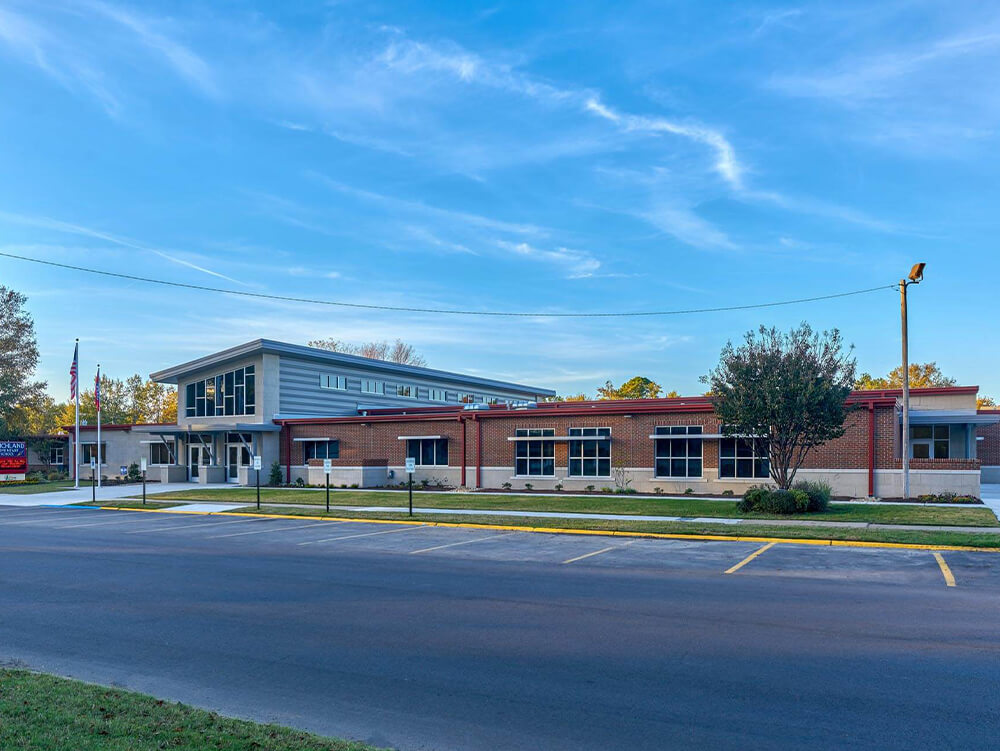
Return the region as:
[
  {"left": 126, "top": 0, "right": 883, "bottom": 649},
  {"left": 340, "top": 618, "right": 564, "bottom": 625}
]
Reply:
[{"left": 277, "top": 355, "right": 543, "bottom": 416}]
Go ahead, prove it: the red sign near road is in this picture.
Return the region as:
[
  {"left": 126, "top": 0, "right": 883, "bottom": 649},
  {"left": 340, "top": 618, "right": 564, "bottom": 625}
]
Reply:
[{"left": 0, "top": 441, "right": 28, "bottom": 478}]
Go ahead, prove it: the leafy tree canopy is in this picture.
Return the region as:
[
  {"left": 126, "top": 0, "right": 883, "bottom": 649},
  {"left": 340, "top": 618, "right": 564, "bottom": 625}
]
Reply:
[
  {"left": 59, "top": 374, "right": 177, "bottom": 426},
  {"left": 0, "top": 286, "right": 47, "bottom": 438},
  {"left": 597, "top": 376, "right": 663, "bottom": 400},
  {"left": 307, "top": 338, "right": 426, "bottom": 367},
  {"left": 703, "top": 323, "right": 857, "bottom": 490},
  {"left": 855, "top": 362, "right": 957, "bottom": 390}
]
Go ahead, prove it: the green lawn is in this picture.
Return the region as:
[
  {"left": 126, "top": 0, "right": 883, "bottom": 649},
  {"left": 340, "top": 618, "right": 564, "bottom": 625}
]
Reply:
[
  {"left": 0, "top": 669, "right": 383, "bottom": 751},
  {"left": 141, "top": 487, "right": 1000, "bottom": 527},
  {"left": 235, "top": 506, "right": 1000, "bottom": 549},
  {"left": 0, "top": 480, "right": 75, "bottom": 495}
]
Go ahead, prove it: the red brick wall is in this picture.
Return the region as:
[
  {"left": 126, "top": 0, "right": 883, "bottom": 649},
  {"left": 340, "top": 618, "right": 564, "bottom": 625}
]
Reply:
[
  {"left": 282, "top": 419, "right": 465, "bottom": 468},
  {"left": 977, "top": 418, "right": 1000, "bottom": 465}
]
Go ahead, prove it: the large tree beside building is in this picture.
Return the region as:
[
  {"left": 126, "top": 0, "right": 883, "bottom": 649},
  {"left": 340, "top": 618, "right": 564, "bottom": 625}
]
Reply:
[
  {"left": 0, "top": 286, "right": 48, "bottom": 439},
  {"left": 703, "top": 323, "right": 857, "bottom": 490},
  {"left": 58, "top": 374, "right": 177, "bottom": 426},
  {"left": 307, "top": 338, "right": 427, "bottom": 367}
]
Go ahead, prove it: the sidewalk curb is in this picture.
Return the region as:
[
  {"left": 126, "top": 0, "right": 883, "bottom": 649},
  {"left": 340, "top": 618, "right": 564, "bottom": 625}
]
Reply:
[{"left": 96, "top": 505, "right": 1000, "bottom": 553}]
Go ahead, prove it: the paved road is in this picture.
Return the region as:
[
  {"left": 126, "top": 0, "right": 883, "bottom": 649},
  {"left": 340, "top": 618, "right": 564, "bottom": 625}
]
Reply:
[{"left": 1, "top": 506, "right": 999, "bottom": 750}]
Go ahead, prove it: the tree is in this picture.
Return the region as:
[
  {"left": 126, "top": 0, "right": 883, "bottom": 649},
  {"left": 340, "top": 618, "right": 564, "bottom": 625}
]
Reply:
[
  {"left": 0, "top": 286, "right": 47, "bottom": 439},
  {"left": 855, "top": 362, "right": 956, "bottom": 390},
  {"left": 665, "top": 390, "right": 681, "bottom": 398},
  {"left": 307, "top": 338, "right": 427, "bottom": 367},
  {"left": 703, "top": 323, "right": 857, "bottom": 490},
  {"left": 597, "top": 376, "right": 663, "bottom": 400},
  {"left": 58, "top": 374, "right": 177, "bottom": 426},
  {"left": 550, "top": 393, "right": 589, "bottom": 402},
  {"left": 979, "top": 396, "right": 997, "bottom": 409}
]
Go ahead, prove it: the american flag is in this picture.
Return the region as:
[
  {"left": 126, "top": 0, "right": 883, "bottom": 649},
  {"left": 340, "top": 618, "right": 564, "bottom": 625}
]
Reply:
[
  {"left": 94, "top": 366, "right": 101, "bottom": 412},
  {"left": 70, "top": 342, "right": 79, "bottom": 400}
]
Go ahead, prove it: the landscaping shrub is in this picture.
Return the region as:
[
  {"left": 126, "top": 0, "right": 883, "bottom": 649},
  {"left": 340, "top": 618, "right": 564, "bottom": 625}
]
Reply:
[
  {"left": 721, "top": 489, "right": 734, "bottom": 497},
  {"left": 127, "top": 462, "right": 142, "bottom": 482},
  {"left": 600, "top": 486, "right": 613, "bottom": 494},
  {"left": 792, "top": 480, "right": 831, "bottom": 512},
  {"left": 738, "top": 485, "right": 811, "bottom": 515},
  {"left": 501, "top": 482, "right": 512, "bottom": 491},
  {"left": 917, "top": 492, "right": 979, "bottom": 504},
  {"left": 585, "top": 485, "right": 595, "bottom": 492},
  {"left": 268, "top": 461, "right": 283, "bottom": 486},
  {"left": 554, "top": 482, "right": 563, "bottom": 491},
  {"left": 294, "top": 477, "right": 305, "bottom": 487},
  {"left": 524, "top": 483, "right": 533, "bottom": 490},
  {"left": 684, "top": 488, "right": 694, "bottom": 495},
  {"left": 47, "top": 471, "right": 64, "bottom": 482}
]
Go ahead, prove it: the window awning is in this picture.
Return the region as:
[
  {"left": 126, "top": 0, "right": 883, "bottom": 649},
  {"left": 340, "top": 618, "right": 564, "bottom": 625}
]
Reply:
[
  {"left": 293, "top": 437, "right": 337, "bottom": 442},
  {"left": 396, "top": 435, "right": 443, "bottom": 441},
  {"left": 506, "top": 436, "right": 608, "bottom": 442},
  {"left": 132, "top": 423, "right": 281, "bottom": 435},
  {"left": 647, "top": 433, "right": 762, "bottom": 439}
]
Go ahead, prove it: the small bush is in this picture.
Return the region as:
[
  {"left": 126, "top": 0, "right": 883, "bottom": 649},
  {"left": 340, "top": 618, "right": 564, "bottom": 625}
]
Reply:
[
  {"left": 756, "top": 489, "right": 801, "bottom": 515},
  {"left": 654, "top": 487, "right": 663, "bottom": 495},
  {"left": 502, "top": 482, "right": 512, "bottom": 491},
  {"left": 524, "top": 483, "right": 533, "bottom": 490},
  {"left": 615, "top": 487, "right": 637, "bottom": 495},
  {"left": 684, "top": 487, "right": 694, "bottom": 495},
  {"left": 554, "top": 482, "right": 563, "bottom": 491},
  {"left": 349, "top": 483, "right": 359, "bottom": 489},
  {"left": 737, "top": 485, "right": 770, "bottom": 513},
  {"left": 268, "top": 461, "right": 283, "bottom": 486},
  {"left": 419, "top": 478, "right": 430, "bottom": 488},
  {"left": 294, "top": 477, "right": 305, "bottom": 487},
  {"left": 585, "top": 485, "right": 595, "bottom": 492},
  {"left": 600, "top": 486, "right": 613, "bottom": 494},
  {"left": 47, "top": 471, "right": 64, "bottom": 482},
  {"left": 793, "top": 480, "right": 831, "bottom": 512}
]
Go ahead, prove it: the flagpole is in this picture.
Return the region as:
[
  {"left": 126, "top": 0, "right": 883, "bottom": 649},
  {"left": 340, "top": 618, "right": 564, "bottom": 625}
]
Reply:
[
  {"left": 96, "top": 364, "right": 102, "bottom": 491},
  {"left": 74, "top": 339, "right": 80, "bottom": 489}
]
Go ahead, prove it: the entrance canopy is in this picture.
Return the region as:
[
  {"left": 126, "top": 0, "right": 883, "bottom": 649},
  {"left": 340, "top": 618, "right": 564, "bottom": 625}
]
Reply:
[{"left": 132, "top": 423, "right": 281, "bottom": 436}]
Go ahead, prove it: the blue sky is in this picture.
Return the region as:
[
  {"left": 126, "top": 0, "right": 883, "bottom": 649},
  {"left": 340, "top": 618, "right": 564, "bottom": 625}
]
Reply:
[{"left": 2, "top": 0, "right": 998, "bottom": 400}]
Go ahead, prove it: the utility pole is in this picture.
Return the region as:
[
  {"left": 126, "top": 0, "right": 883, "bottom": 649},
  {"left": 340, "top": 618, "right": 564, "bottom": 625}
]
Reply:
[{"left": 900, "top": 263, "right": 925, "bottom": 500}]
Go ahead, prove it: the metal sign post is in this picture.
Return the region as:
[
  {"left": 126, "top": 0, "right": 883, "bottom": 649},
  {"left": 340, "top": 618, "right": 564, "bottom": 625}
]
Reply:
[
  {"left": 253, "top": 455, "right": 262, "bottom": 510},
  {"left": 90, "top": 457, "right": 96, "bottom": 503},
  {"left": 140, "top": 458, "right": 147, "bottom": 505},
  {"left": 323, "top": 458, "right": 332, "bottom": 513},
  {"left": 405, "top": 457, "right": 416, "bottom": 516}
]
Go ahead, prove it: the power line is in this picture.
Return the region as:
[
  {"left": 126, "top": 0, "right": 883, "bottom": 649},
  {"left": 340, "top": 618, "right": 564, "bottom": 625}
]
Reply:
[{"left": 0, "top": 251, "right": 896, "bottom": 318}]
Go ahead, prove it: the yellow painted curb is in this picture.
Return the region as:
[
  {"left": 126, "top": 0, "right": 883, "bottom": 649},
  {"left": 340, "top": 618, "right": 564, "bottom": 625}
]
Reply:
[{"left": 93, "top": 505, "right": 1000, "bottom": 553}]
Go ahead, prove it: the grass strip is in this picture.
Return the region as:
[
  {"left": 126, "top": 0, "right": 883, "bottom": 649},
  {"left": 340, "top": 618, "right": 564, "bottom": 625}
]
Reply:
[
  {"left": 0, "top": 481, "right": 76, "bottom": 495},
  {"left": 0, "top": 668, "right": 383, "bottom": 751},
  {"left": 142, "top": 488, "right": 999, "bottom": 527},
  {"left": 213, "top": 505, "right": 1000, "bottom": 549}
]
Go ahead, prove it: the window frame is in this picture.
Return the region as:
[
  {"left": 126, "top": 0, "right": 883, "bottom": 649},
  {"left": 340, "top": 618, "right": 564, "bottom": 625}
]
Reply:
[
  {"left": 567, "top": 427, "right": 612, "bottom": 478},
  {"left": 406, "top": 438, "right": 449, "bottom": 466},
  {"left": 361, "top": 379, "right": 384, "bottom": 395},
  {"left": 303, "top": 440, "right": 340, "bottom": 461},
  {"left": 49, "top": 446, "right": 65, "bottom": 465},
  {"left": 80, "top": 443, "right": 108, "bottom": 465},
  {"left": 395, "top": 384, "right": 416, "bottom": 399},
  {"left": 183, "top": 365, "right": 256, "bottom": 418},
  {"left": 654, "top": 426, "right": 703, "bottom": 479},
  {"left": 719, "top": 436, "right": 770, "bottom": 479},
  {"left": 320, "top": 374, "right": 348, "bottom": 391},
  {"left": 149, "top": 442, "right": 173, "bottom": 466},
  {"left": 911, "top": 424, "right": 950, "bottom": 459},
  {"left": 514, "top": 428, "right": 555, "bottom": 477}
]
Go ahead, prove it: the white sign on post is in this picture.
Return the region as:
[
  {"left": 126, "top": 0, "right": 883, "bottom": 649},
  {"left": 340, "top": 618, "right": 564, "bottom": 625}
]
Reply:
[
  {"left": 253, "top": 455, "right": 262, "bottom": 471},
  {"left": 90, "top": 458, "right": 96, "bottom": 470},
  {"left": 323, "top": 458, "right": 332, "bottom": 474},
  {"left": 405, "top": 457, "right": 416, "bottom": 474},
  {"left": 140, "top": 458, "right": 147, "bottom": 472}
]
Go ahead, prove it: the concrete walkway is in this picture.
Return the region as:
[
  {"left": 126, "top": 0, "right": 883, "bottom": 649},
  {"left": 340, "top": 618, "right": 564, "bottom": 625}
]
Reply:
[
  {"left": 980, "top": 484, "right": 1000, "bottom": 518},
  {"left": 0, "top": 482, "right": 196, "bottom": 507},
  {"left": 143, "top": 499, "right": 1000, "bottom": 535}
]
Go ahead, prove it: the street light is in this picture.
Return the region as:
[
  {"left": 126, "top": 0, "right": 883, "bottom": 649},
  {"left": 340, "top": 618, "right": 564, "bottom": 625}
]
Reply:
[{"left": 900, "top": 262, "right": 925, "bottom": 500}]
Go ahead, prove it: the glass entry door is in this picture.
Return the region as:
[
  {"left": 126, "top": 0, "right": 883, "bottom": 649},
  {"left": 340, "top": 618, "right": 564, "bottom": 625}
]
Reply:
[
  {"left": 188, "top": 445, "right": 201, "bottom": 481},
  {"left": 227, "top": 444, "right": 250, "bottom": 482}
]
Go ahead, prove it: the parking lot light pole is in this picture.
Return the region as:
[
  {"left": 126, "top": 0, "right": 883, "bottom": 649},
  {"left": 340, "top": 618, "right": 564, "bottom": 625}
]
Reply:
[{"left": 900, "top": 263, "right": 925, "bottom": 501}]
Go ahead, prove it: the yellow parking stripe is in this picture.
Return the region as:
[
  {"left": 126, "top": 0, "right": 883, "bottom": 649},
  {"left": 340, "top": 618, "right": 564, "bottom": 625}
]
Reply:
[
  {"left": 933, "top": 552, "right": 956, "bottom": 587},
  {"left": 725, "top": 542, "right": 776, "bottom": 574},
  {"left": 410, "top": 533, "right": 513, "bottom": 555}
]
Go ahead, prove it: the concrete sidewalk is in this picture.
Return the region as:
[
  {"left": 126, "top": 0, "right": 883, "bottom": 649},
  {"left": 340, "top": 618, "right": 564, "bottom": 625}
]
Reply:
[
  {"left": 0, "top": 482, "right": 195, "bottom": 507},
  {"left": 140, "top": 499, "right": 1000, "bottom": 535}
]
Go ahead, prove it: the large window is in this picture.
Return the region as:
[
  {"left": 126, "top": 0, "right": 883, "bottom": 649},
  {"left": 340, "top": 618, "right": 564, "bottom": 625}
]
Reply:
[
  {"left": 655, "top": 426, "right": 703, "bottom": 478},
  {"left": 568, "top": 427, "right": 611, "bottom": 477},
  {"left": 407, "top": 438, "right": 448, "bottom": 466},
  {"left": 185, "top": 365, "right": 255, "bottom": 418},
  {"left": 320, "top": 374, "right": 347, "bottom": 390},
  {"left": 458, "top": 393, "right": 477, "bottom": 404},
  {"left": 303, "top": 440, "right": 340, "bottom": 461},
  {"left": 396, "top": 384, "right": 416, "bottom": 398},
  {"left": 81, "top": 443, "right": 107, "bottom": 464},
  {"left": 515, "top": 429, "right": 554, "bottom": 476},
  {"left": 429, "top": 388, "right": 447, "bottom": 402},
  {"left": 911, "top": 425, "right": 949, "bottom": 459},
  {"left": 49, "top": 446, "right": 64, "bottom": 465},
  {"left": 719, "top": 437, "right": 769, "bottom": 479},
  {"left": 149, "top": 442, "right": 173, "bottom": 465}
]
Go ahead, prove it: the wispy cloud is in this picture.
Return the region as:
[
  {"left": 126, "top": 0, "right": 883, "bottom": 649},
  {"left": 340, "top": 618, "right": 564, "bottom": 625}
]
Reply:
[
  {"left": 495, "top": 240, "right": 602, "bottom": 278},
  {"left": 0, "top": 210, "right": 247, "bottom": 284}
]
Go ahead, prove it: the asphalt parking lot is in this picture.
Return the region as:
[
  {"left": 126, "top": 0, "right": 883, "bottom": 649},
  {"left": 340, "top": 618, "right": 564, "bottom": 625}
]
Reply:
[{"left": 2, "top": 504, "right": 999, "bottom": 750}]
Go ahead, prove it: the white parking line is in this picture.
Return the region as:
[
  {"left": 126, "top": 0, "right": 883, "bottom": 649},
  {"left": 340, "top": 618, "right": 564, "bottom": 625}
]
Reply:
[
  {"left": 126, "top": 517, "right": 267, "bottom": 534},
  {"left": 0, "top": 512, "right": 92, "bottom": 525},
  {"left": 409, "top": 533, "right": 515, "bottom": 555},
  {"left": 53, "top": 516, "right": 158, "bottom": 529},
  {"left": 298, "top": 524, "right": 427, "bottom": 546},
  {"left": 208, "top": 521, "right": 349, "bottom": 539}
]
